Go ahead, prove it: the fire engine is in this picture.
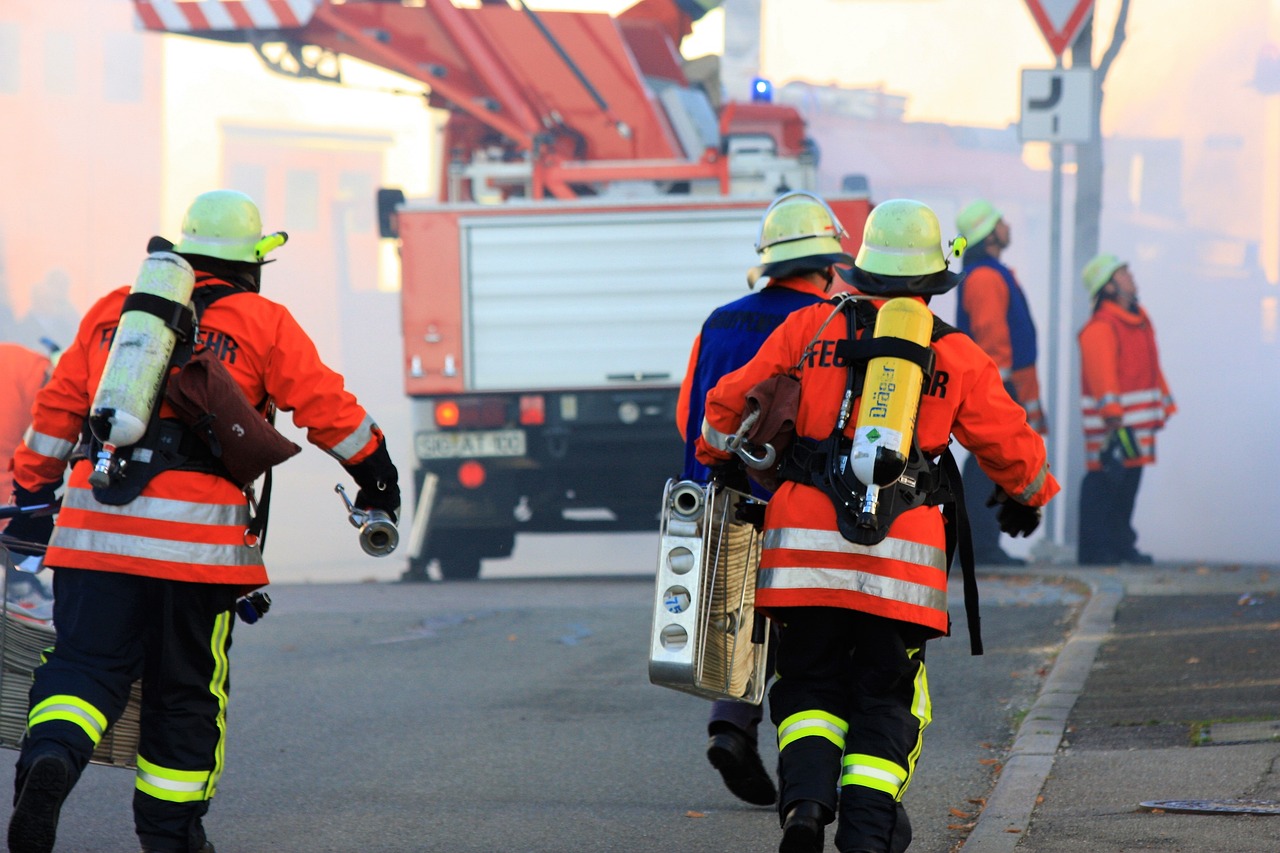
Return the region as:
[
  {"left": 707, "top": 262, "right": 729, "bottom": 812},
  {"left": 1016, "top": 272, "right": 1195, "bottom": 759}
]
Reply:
[{"left": 132, "top": 0, "right": 870, "bottom": 579}]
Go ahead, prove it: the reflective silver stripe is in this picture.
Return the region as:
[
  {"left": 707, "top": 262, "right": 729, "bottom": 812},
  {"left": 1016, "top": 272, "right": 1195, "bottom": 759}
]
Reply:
[
  {"left": 700, "top": 418, "right": 737, "bottom": 453},
  {"left": 999, "top": 366, "right": 1013, "bottom": 381},
  {"left": 763, "top": 527, "right": 945, "bottom": 569},
  {"left": 136, "top": 768, "right": 208, "bottom": 795},
  {"left": 1083, "top": 392, "right": 1121, "bottom": 410},
  {"left": 22, "top": 427, "right": 76, "bottom": 461},
  {"left": 29, "top": 698, "right": 108, "bottom": 744},
  {"left": 1014, "top": 462, "right": 1050, "bottom": 503},
  {"left": 1118, "top": 388, "right": 1162, "bottom": 406},
  {"left": 329, "top": 416, "right": 377, "bottom": 462},
  {"left": 63, "top": 487, "right": 248, "bottom": 527},
  {"left": 52, "top": 527, "right": 263, "bottom": 568},
  {"left": 758, "top": 565, "right": 947, "bottom": 612},
  {"left": 778, "top": 715, "right": 848, "bottom": 750}
]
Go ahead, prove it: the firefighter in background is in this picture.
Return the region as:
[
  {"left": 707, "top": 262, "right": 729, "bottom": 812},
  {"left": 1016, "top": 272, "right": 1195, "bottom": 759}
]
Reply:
[
  {"left": 953, "top": 199, "right": 1048, "bottom": 566},
  {"left": 697, "top": 199, "right": 1058, "bottom": 853},
  {"left": 1, "top": 343, "right": 53, "bottom": 503},
  {"left": 3, "top": 190, "right": 401, "bottom": 853},
  {"left": 1, "top": 342, "right": 57, "bottom": 613},
  {"left": 1077, "top": 254, "right": 1175, "bottom": 565},
  {"left": 677, "top": 191, "right": 854, "bottom": 807}
]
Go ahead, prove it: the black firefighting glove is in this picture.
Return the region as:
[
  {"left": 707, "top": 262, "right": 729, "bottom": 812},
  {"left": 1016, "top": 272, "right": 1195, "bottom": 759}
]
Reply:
[
  {"left": 343, "top": 439, "right": 401, "bottom": 523},
  {"left": 709, "top": 460, "right": 751, "bottom": 495},
  {"left": 986, "top": 486, "right": 1041, "bottom": 538},
  {"left": 3, "top": 482, "right": 59, "bottom": 556}
]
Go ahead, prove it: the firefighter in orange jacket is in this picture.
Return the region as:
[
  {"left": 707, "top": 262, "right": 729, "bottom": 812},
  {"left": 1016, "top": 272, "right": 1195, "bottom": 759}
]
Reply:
[
  {"left": 953, "top": 199, "right": 1048, "bottom": 565},
  {"left": 0, "top": 342, "right": 56, "bottom": 610},
  {"left": 0, "top": 343, "right": 52, "bottom": 504},
  {"left": 697, "top": 199, "right": 1059, "bottom": 853},
  {"left": 1077, "top": 254, "right": 1175, "bottom": 565},
  {"left": 4, "top": 190, "right": 400, "bottom": 853}
]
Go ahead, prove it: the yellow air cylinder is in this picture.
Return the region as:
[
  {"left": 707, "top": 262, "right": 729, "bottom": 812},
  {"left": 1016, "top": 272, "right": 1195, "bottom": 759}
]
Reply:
[
  {"left": 850, "top": 297, "right": 933, "bottom": 494},
  {"left": 88, "top": 252, "right": 195, "bottom": 488}
]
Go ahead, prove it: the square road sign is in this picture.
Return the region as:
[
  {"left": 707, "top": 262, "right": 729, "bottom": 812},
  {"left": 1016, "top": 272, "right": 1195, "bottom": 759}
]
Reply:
[{"left": 1019, "top": 67, "right": 1095, "bottom": 143}]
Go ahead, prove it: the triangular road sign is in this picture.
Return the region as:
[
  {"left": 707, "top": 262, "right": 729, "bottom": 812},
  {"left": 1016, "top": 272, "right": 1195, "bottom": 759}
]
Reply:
[{"left": 1023, "top": 0, "right": 1096, "bottom": 56}]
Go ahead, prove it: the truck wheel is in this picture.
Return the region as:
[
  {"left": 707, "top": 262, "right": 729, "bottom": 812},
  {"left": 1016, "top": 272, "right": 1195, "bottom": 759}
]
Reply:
[{"left": 438, "top": 551, "right": 482, "bottom": 581}]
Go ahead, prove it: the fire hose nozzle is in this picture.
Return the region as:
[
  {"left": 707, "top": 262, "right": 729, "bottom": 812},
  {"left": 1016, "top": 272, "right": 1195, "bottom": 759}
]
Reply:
[{"left": 334, "top": 484, "right": 400, "bottom": 558}]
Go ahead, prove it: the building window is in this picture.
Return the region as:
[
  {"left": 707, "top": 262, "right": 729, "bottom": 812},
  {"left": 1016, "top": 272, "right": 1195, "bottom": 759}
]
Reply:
[
  {"left": 0, "top": 25, "right": 19, "bottom": 94},
  {"left": 340, "top": 171, "right": 374, "bottom": 233},
  {"left": 286, "top": 170, "right": 320, "bottom": 231},
  {"left": 44, "top": 31, "right": 75, "bottom": 97},
  {"left": 103, "top": 33, "right": 143, "bottom": 103},
  {"left": 228, "top": 164, "right": 267, "bottom": 212}
]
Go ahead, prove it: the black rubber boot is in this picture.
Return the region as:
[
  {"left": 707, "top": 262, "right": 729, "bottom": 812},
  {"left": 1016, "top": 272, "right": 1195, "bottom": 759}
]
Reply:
[
  {"left": 707, "top": 726, "right": 778, "bottom": 806},
  {"left": 8, "top": 753, "right": 73, "bottom": 853},
  {"left": 780, "top": 800, "right": 831, "bottom": 853}
]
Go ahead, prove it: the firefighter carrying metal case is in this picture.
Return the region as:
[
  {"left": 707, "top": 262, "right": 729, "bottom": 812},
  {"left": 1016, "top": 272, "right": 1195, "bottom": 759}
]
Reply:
[{"left": 649, "top": 479, "right": 770, "bottom": 704}]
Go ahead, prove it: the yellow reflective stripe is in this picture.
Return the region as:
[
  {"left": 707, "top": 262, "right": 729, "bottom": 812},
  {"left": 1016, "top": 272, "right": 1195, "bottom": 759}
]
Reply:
[
  {"left": 700, "top": 418, "right": 737, "bottom": 453},
  {"left": 62, "top": 487, "right": 248, "bottom": 527},
  {"left": 778, "top": 709, "right": 848, "bottom": 751},
  {"left": 51, "top": 527, "right": 264, "bottom": 569},
  {"left": 842, "top": 753, "right": 908, "bottom": 796},
  {"left": 330, "top": 415, "right": 377, "bottom": 462},
  {"left": 135, "top": 756, "right": 212, "bottom": 804},
  {"left": 207, "top": 611, "right": 231, "bottom": 797},
  {"left": 900, "top": 654, "right": 931, "bottom": 800},
  {"left": 22, "top": 427, "right": 76, "bottom": 461},
  {"left": 29, "top": 695, "right": 108, "bottom": 745},
  {"left": 133, "top": 612, "right": 230, "bottom": 803}
]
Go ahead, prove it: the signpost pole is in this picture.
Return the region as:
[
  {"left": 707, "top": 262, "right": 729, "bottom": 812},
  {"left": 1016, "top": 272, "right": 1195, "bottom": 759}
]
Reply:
[{"left": 1045, "top": 58, "right": 1064, "bottom": 547}]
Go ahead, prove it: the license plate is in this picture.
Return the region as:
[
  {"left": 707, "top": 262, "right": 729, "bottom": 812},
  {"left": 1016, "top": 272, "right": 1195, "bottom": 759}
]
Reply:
[{"left": 415, "top": 429, "right": 527, "bottom": 460}]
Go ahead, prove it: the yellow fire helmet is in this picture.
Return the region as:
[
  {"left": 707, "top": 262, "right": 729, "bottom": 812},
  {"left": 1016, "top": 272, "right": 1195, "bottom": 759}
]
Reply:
[
  {"left": 955, "top": 198, "right": 1002, "bottom": 245},
  {"left": 1082, "top": 252, "right": 1126, "bottom": 298},
  {"left": 175, "top": 190, "right": 287, "bottom": 264},
  {"left": 841, "top": 199, "right": 960, "bottom": 296},
  {"left": 747, "top": 191, "right": 855, "bottom": 288}
]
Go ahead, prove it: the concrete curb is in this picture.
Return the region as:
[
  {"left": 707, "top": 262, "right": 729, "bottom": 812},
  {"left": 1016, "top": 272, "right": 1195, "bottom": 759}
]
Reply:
[{"left": 960, "top": 574, "right": 1124, "bottom": 852}]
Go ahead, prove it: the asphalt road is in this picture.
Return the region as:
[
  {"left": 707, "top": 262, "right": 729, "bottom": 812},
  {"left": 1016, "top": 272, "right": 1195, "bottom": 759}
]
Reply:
[{"left": 0, "top": 564, "right": 1084, "bottom": 853}]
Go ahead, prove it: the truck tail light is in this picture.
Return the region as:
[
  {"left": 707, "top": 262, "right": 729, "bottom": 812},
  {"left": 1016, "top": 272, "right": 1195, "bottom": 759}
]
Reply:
[
  {"left": 434, "top": 398, "right": 508, "bottom": 428},
  {"left": 458, "top": 460, "right": 486, "bottom": 489},
  {"left": 519, "top": 394, "right": 545, "bottom": 426},
  {"left": 435, "top": 400, "right": 461, "bottom": 427}
]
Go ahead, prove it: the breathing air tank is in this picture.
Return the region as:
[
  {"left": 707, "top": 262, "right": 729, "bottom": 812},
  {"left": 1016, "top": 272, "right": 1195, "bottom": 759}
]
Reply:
[
  {"left": 849, "top": 297, "right": 934, "bottom": 526},
  {"left": 88, "top": 252, "right": 195, "bottom": 488}
]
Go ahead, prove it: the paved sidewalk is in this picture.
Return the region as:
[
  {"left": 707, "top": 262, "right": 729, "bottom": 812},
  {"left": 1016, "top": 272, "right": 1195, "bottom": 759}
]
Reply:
[{"left": 964, "top": 561, "right": 1280, "bottom": 853}]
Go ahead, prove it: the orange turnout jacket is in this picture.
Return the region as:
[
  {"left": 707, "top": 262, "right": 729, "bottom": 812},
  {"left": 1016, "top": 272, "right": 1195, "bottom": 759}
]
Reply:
[
  {"left": 697, "top": 296, "right": 1058, "bottom": 636},
  {"left": 1, "top": 344, "right": 52, "bottom": 501},
  {"left": 13, "top": 275, "right": 383, "bottom": 587},
  {"left": 1078, "top": 300, "right": 1175, "bottom": 471}
]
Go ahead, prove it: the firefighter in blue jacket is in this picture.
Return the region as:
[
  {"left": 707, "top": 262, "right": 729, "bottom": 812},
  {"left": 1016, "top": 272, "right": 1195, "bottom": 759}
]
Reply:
[
  {"left": 676, "top": 191, "right": 855, "bottom": 806},
  {"left": 953, "top": 200, "right": 1048, "bottom": 565}
]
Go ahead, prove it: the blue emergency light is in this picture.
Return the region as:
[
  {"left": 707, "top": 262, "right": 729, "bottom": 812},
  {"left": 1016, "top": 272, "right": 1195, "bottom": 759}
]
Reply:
[{"left": 750, "top": 77, "right": 773, "bottom": 103}]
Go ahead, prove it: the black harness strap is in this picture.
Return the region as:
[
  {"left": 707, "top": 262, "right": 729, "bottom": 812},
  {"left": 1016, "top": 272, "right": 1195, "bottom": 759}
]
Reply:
[
  {"left": 779, "top": 297, "right": 984, "bottom": 653},
  {"left": 121, "top": 291, "right": 196, "bottom": 339}
]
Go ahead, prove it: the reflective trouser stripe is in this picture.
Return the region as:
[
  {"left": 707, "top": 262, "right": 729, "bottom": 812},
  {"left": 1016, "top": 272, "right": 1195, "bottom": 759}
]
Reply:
[
  {"left": 839, "top": 651, "right": 931, "bottom": 801},
  {"left": 133, "top": 611, "right": 231, "bottom": 804},
  {"left": 135, "top": 756, "right": 212, "bottom": 803},
  {"left": 842, "top": 753, "right": 908, "bottom": 797},
  {"left": 900, "top": 653, "right": 932, "bottom": 799},
  {"left": 28, "top": 695, "right": 108, "bottom": 745},
  {"left": 208, "top": 610, "right": 231, "bottom": 797},
  {"left": 778, "top": 709, "right": 848, "bottom": 752}
]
